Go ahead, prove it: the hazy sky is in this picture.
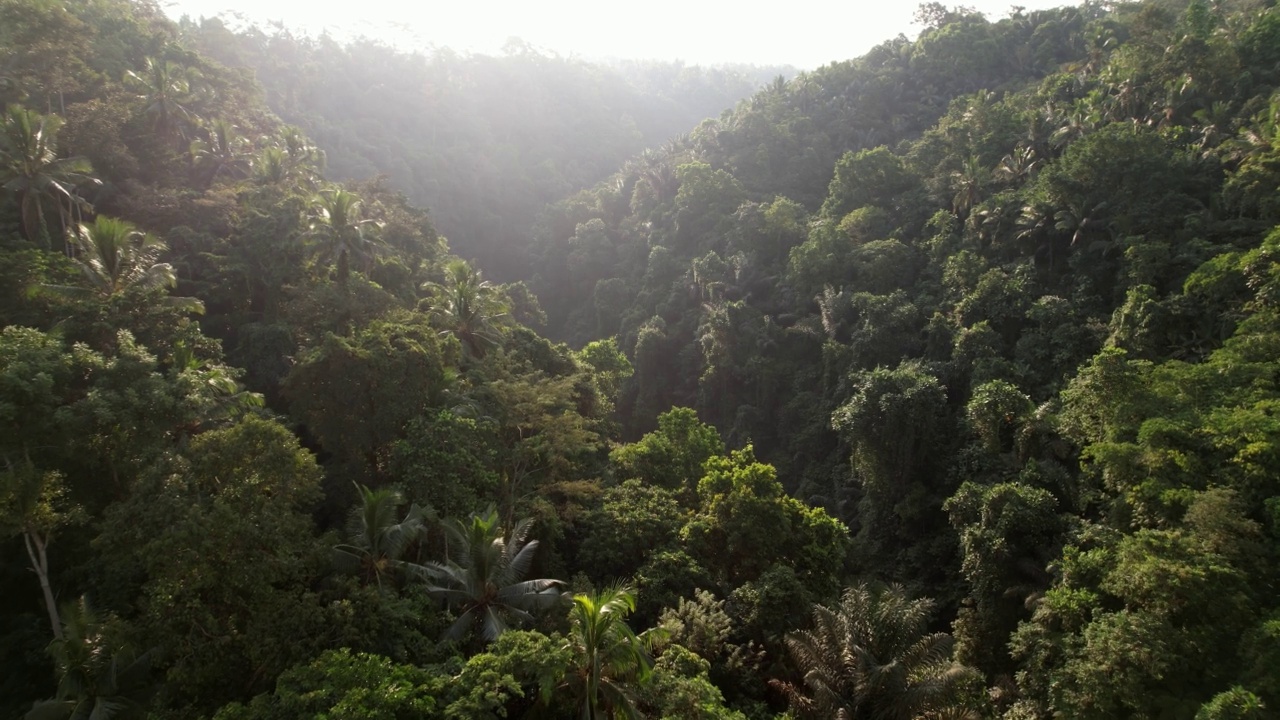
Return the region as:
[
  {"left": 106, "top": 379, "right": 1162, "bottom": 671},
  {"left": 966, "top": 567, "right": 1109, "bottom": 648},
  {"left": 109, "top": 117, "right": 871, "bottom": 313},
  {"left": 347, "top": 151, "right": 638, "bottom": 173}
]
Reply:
[{"left": 161, "top": 0, "right": 1083, "bottom": 69}]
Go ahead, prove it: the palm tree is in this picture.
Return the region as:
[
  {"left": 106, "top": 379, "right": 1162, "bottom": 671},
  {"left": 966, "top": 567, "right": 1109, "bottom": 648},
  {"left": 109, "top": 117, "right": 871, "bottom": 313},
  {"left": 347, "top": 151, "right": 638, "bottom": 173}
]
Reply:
[
  {"left": 1053, "top": 199, "right": 1109, "bottom": 249},
  {"left": 308, "top": 188, "right": 381, "bottom": 285},
  {"left": 24, "top": 597, "right": 157, "bottom": 720},
  {"left": 253, "top": 127, "right": 323, "bottom": 188},
  {"left": 994, "top": 144, "right": 1041, "bottom": 185},
  {"left": 422, "top": 507, "right": 563, "bottom": 644},
  {"left": 949, "top": 154, "right": 986, "bottom": 219},
  {"left": 251, "top": 146, "right": 290, "bottom": 186},
  {"left": 776, "top": 583, "right": 977, "bottom": 720},
  {"left": 124, "top": 57, "right": 202, "bottom": 137},
  {"left": 0, "top": 105, "right": 98, "bottom": 248},
  {"left": 333, "top": 484, "right": 430, "bottom": 590},
  {"left": 166, "top": 340, "right": 263, "bottom": 430},
  {"left": 45, "top": 216, "right": 203, "bottom": 312},
  {"left": 560, "top": 584, "right": 667, "bottom": 720},
  {"left": 188, "top": 118, "right": 251, "bottom": 186},
  {"left": 421, "top": 259, "right": 510, "bottom": 358}
]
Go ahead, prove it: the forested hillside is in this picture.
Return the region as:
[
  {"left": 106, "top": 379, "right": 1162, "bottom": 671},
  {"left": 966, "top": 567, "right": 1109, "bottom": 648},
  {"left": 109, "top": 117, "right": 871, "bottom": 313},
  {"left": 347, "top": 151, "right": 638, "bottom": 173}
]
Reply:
[
  {"left": 1, "top": 0, "right": 1279, "bottom": 719},
  {"left": 178, "top": 19, "right": 789, "bottom": 279}
]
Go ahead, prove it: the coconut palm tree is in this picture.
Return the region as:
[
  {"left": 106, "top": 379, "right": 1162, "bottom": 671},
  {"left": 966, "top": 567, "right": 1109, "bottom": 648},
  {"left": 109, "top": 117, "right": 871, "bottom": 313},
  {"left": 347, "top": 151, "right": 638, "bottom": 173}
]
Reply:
[
  {"left": 0, "top": 105, "right": 98, "bottom": 248},
  {"left": 167, "top": 340, "right": 263, "bottom": 428},
  {"left": 124, "top": 56, "right": 202, "bottom": 137},
  {"left": 188, "top": 118, "right": 251, "bottom": 186},
  {"left": 994, "top": 144, "right": 1041, "bottom": 185},
  {"left": 44, "top": 216, "right": 203, "bottom": 313},
  {"left": 421, "top": 259, "right": 510, "bottom": 358},
  {"left": 253, "top": 127, "right": 323, "bottom": 189},
  {"left": 776, "top": 583, "right": 977, "bottom": 720},
  {"left": 24, "top": 597, "right": 157, "bottom": 720},
  {"left": 949, "top": 154, "right": 987, "bottom": 218},
  {"left": 333, "top": 484, "right": 430, "bottom": 591},
  {"left": 422, "top": 507, "right": 563, "bottom": 644},
  {"left": 560, "top": 584, "right": 667, "bottom": 720},
  {"left": 308, "top": 188, "right": 381, "bottom": 285}
]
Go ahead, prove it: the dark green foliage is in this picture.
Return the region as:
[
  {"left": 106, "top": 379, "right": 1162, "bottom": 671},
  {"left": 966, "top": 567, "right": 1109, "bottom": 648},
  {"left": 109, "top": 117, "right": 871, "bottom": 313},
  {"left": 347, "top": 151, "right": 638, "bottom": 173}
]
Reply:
[
  {"left": 423, "top": 508, "right": 565, "bottom": 644},
  {"left": 390, "top": 410, "right": 500, "bottom": 520},
  {"left": 283, "top": 317, "right": 455, "bottom": 486},
  {"left": 92, "top": 417, "right": 329, "bottom": 712},
  {"left": 7, "top": 1, "right": 1280, "bottom": 718},
  {"left": 578, "top": 479, "right": 685, "bottom": 582}
]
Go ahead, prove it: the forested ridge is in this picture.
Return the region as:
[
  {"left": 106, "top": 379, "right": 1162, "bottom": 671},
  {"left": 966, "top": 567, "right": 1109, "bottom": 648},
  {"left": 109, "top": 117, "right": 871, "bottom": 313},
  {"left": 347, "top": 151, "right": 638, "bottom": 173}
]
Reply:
[
  {"left": 180, "top": 19, "right": 792, "bottom": 280},
  {"left": 1, "top": 0, "right": 1278, "bottom": 719}
]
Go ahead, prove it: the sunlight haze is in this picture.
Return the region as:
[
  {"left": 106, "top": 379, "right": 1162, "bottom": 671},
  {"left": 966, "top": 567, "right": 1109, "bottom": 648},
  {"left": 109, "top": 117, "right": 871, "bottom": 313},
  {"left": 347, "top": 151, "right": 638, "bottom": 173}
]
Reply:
[{"left": 162, "top": 0, "right": 1085, "bottom": 68}]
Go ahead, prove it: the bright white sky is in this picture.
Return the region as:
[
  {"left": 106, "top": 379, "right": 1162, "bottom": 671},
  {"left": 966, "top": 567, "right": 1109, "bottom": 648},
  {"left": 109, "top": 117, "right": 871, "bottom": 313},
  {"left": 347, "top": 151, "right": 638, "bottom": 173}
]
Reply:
[{"left": 161, "top": 0, "right": 1083, "bottom": 69}]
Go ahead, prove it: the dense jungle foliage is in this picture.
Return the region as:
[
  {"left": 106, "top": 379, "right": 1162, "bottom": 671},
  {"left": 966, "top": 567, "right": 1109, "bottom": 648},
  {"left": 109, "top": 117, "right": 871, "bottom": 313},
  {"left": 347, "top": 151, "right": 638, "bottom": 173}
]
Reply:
[{"left": 1, "top": 0, "right": 1278, "bottom": 718}]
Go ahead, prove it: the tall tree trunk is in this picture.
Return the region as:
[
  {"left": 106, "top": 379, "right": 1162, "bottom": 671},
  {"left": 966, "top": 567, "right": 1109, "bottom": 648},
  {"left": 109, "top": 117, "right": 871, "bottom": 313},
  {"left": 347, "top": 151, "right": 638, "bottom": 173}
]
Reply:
[{"left": 23, "top": 528, "right": 63, "bottom": 641}]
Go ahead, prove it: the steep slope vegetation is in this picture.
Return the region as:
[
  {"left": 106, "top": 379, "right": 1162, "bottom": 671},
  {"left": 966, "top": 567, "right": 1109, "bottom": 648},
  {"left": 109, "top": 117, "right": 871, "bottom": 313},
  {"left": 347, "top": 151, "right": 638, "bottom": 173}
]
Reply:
[
  {"left": 528, "top": 0, "right": 1280, "bottom": 714},
  {"left": 3, "top": 1, "right": 1279, "bottom": 719},
  {"left": 181, "top": 20, "right": 790, "bottom": 279}
]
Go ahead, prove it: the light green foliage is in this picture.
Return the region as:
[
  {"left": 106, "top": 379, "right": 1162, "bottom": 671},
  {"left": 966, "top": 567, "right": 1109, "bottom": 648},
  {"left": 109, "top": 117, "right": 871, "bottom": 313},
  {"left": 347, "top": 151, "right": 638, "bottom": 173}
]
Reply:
[
  {"left": 0, "top": 326, "right": 251, "bottom": 506},
  {"left": 965, "top": 380, "right": 1034, "bottom": 455},
  {"left": 1011, "top": 490, "right": 1273, "bottom": 718},
  {"left": 445, "top": 630, "right": 574, "bottom": 718},
  {"left": 673, "top": 162, "right": 747, "bottom": 252},
  {"left": 779, "top": 583, "right": 979, "bottom": 720},
  {"left": 658, "top": 590, "right": 763, "bottom": 703},
  {"left": 1062, "top": 310, "right": 1280, "bottom": 524},
  {"left": 684, "top": 446, "right": 846, "bottom": 596},
  {"left": 212, "top": 648, "right": 447, "bottom": 720},
  {"left": 1196, "top": 688, "right": 1268, "bottom": 720},
  {"left": 560, "top": 584, "right": 668, "bottom": 720},
  {"left": 637, "top": 644, "right": 747, "bottom": 720},
  {"left": 578, "top": 480, "right": 685, "bottom": 582},
  {"left": 215, "top": 632, "right": 573, "bottom": 720},
  {"left": 610, "top": 407, "right": 724, "bottom": 501},
  {"left": 821, "top": 147, "right": 919, "bottom": 218},
  {"left": 576, "top": 337, "right": 634, "bottom": 415}
]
